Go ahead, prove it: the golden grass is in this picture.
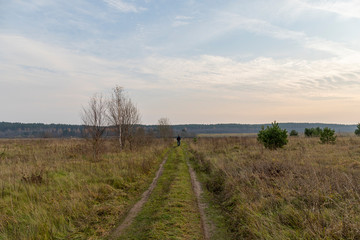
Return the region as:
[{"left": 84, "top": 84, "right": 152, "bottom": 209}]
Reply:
[
  {"left": 197, "top": 133, "right": 258, "bottom": 138},
  {"left": 0, "top": 138, "right": 168, "bottom": 239},
  {"left": 189, "top": 136, "right": 360, "bottom": 239}
]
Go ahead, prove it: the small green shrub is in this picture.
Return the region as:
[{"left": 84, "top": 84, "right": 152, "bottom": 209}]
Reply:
[
  {"left": 257, "top": 121, "right": 288, "bottom": 150},
  {"left": 304, "top": 127, "right": 322, "bottom": 137},
  {"left": 289, "top": 130, "right": 299, "bottom": 137},
  {"left": 355, "top": 123, "right": 360, "bottom": 136},
  {"left": 320, "top": 127, "right": 336, "bottom": 144},
  {"left": 304, "top": 128, "right": 312, "bottom": 137}
]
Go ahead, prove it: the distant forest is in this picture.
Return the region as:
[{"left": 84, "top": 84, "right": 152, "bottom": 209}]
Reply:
[
  {"left": 0, "top": 122, "right": 83, "bottom": 138},
  {"left": 0, "top": 122, "right": 357, "bottom": 138},
  {"left": 169, "top": 123, "right": 357, "bottom": 136}
]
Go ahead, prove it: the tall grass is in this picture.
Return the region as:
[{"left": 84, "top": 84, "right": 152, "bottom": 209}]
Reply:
[
  {"left": 0, "top": 138, "right": 168, "bottom": 239},
  {"left": 189, "top": 136, "right": 360, "bottom": 239}
]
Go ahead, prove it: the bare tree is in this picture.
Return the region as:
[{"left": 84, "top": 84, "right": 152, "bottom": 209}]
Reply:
[
  {"left": 158, "top": 117, "right": 173, "bottom": 141},
  {"left": 107, "top": 86, "right": 125, "bottom": 148},
  {"left": 81, "top": 93, "right": 107, "bottom": 160},
  {"left": 107, "top": 86, "right": 141, "bottom": 150},
  {"left": 122, "top": 97, "right": 141, "bottom": 149}
]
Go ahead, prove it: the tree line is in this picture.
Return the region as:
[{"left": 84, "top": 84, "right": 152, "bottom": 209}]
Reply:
[
  {"left": 1, "top": 122, "right": 358, "bottom": 139},
  {"left": 0, "top": 122, "right": 82, "bottom": 138}
]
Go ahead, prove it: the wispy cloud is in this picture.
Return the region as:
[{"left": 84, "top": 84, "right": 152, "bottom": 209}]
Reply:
[
  {"left": 299, "top": 0, "right": 360, "bottom": 19},
  {"left": 215, "top": 12, "right": 360, "bottom": 58},
  {"left": 172, "top": 15, "right": 193, "bottom": 27},
  {"left": 2, "top": 33, "right": 360, "bottom": 100},
  {"left": 175, "top": 16, "right": 193, "bottom": 20},
  {"left": 124, "top": 54, "right": 360, "bottom": 102},
  {"left": 103, "top": 0, "right": 145, "bottom": 13},
  {"left": 172, "top": 21, "right": 190, "bottom": 27},
  {"left": 0, "top": 34, "right": 144, "bottom": 103},
  {"left": 217, "top": 13, "right": 306, "bottom": 40},
  {"left": 155, "top": 9, "right": 357, "bottom": 59}
]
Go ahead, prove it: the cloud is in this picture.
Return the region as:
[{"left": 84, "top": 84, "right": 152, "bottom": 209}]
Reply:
[
  {"left": 159, "top": 10, "right": 356, "bottom": 59},
  {"left": 2, "top": 33, "right": 360, "bottom": 100},
  {"left": 102, "top": 0, "right": 145, "bottom": 13},
  {"left": 1, "top": 34, "right": 360, "bottom": 125},
  {"left": 172, "top": 21, "right": 190, "bottom": 27},
  {"left": 214, "top": 12, "right": 360, "bottom": 59},
  {"left": 127, "top": 54, "right": 360, "bottom": 101},
  {"left": 0, "top": 33, "right": 156, "bottom": 123},
  {"left": 172, "top": 15, "right": 193, "bottom": 27},
  {"left": 175, "top": 16, "right": 193, "bottom": 20},
  {"left": 0, "top": 34, "right": 149, "bottom": 100},
  {"left": 298, "top": 0, "right": 360, "bottom": 19},
  {"left": 217, "top": 14, "right": 306, "bottom": 40}
]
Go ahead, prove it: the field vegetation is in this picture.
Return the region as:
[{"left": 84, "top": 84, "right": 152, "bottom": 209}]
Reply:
[
  {"left": 189, "top": 136, "right": 360, "bottom": 239},
  {"left": 2, "top": 133, "right": 360, "bottom": 239},
  {"left": 0, "top": 138, "right": 168, "bottom": 239}
]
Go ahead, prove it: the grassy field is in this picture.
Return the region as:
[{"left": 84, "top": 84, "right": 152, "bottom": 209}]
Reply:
[
  {"left": 0, "top": 139, "right": 168, "bottom": 239},
  {"left": 2, "top": 136, "right": 360, "bottom": 239},
  {"left": 189, "top": 136, "right": 360, "bottom": 239}
]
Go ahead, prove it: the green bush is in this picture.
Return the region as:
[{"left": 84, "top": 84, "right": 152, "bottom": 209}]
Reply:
[
  {"left": 257, "top": 121, "right": 288, "bottom": 150},
  {"left": 304, "top": 127, "right": 322, "bottom": 137},
  {"left": 355, "top": 123, "right": 360, "bottom": 136},
  {"left": 289, "top": 130, "right": 298, "bottom": 136},
  {"left": 320, "top": 127, "right": 336, "bottom": 144},
  {"left": 304, "top": 128, "right": 312, "bottom": 137}
]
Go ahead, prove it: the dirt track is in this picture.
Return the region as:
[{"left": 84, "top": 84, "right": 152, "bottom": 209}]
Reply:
[
  {"left": 109, "top": 156, "right": 168, "bottom": 239},
  {"left": 110, "top": 147, "right": 213, "bottom": 239},
  {"left": 188, "top": 163, "right": 214, "bottom": 240}
]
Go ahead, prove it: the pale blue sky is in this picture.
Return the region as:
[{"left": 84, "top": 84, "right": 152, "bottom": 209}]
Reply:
[{"left": 1, "top": 0, "right": 360, "bottom": 124}]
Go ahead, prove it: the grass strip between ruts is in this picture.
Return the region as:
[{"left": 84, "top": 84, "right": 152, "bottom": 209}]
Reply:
[{"left": 119, "top": 145, "right": 203, "bottom": 240}]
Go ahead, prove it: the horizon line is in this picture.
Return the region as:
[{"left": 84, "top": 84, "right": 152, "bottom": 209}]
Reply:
[{"left": 1, "top": 121, "right": 358, "bottom": 126}]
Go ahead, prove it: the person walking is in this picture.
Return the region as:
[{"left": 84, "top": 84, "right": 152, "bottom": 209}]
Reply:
[{"left": 177, "top": 135, "right": 181, "bottom": 146}]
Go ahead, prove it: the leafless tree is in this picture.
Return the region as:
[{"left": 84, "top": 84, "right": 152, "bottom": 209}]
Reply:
[
  {"left": 107, "top": 86, "right": 125, "bottom": 148},
  {"left": 107, "top": 86, "right": 141, "bottom": 150},
  {"left": 158, "top": 117, "right": 173, "bottom": 141},
  {"left": 81, "top": 93, "right": 107, "bottom": 160},
  {"left": 121, "top": 97, "right": 141, "bottom": 149}
]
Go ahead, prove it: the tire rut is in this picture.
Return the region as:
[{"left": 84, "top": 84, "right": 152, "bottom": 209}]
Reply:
[
  {"left": 109, "top": 156, "right": 168, "bottom": 239},
  {"left": 188, "top": 162, "right": 214, "bottom": 240}
]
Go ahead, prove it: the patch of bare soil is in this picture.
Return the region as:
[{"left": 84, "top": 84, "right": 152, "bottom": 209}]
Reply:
[
  {"left": 188, "top": 163, "right": 214, "bottom": 240},
  {"left": 109, "top": 156, "right": 168, "bottom": 239}
]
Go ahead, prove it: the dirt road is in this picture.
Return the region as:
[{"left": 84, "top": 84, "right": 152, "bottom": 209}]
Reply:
[
  {"left": 109, "top": 156, "right": 168, "bottom": 239},
  {"left": 110, "top": 145, "right": 214, "bottom": 239}
]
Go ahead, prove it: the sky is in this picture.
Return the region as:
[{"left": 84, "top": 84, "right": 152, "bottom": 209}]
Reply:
[{"left": 1, "top": 0, "right": 360, "bottom": 125}]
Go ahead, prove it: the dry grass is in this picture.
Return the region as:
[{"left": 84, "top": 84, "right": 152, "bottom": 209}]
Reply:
[
  {"left": 0, "top": 138, "right": 168, "bottom": 239},
  {"left": 197, "top": 133, "right": 258, "bottom": 138},
  {"left": 189, "top": 136, "right": 360, "bottom": 239}
]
